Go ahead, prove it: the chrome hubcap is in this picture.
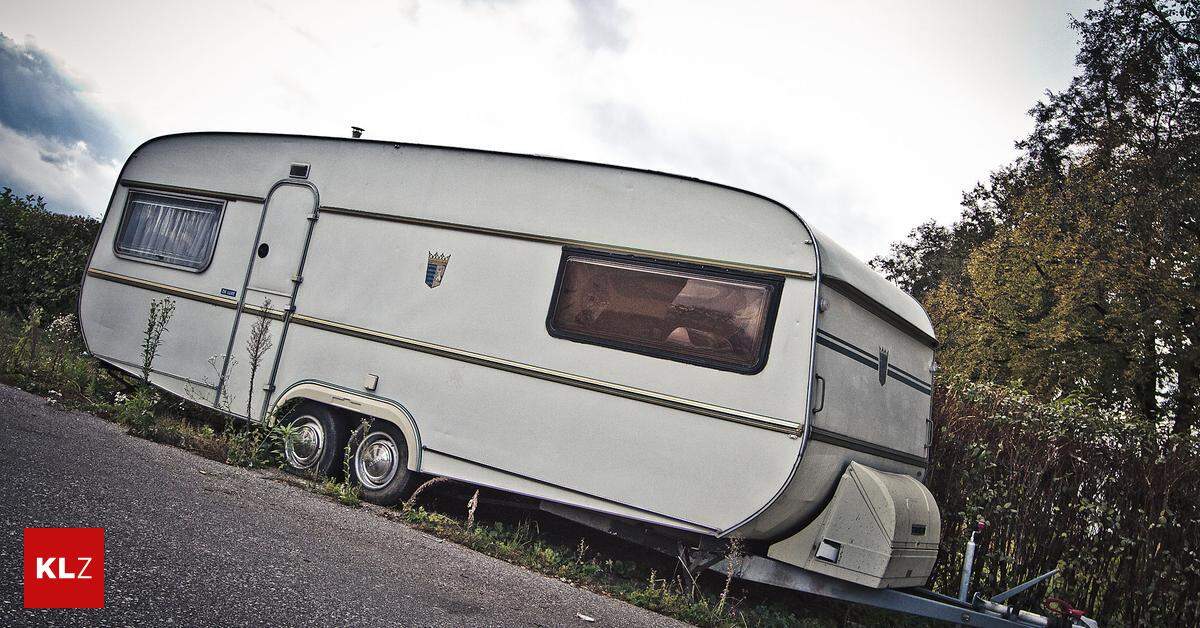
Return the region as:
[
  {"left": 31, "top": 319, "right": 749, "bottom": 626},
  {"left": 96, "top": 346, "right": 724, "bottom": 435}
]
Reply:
[
  {"left": 286, "top": 416, "right": 324, "bottom": 469},
  {"left": 356, "top": 432, "right": 400, "bottom": 490}
]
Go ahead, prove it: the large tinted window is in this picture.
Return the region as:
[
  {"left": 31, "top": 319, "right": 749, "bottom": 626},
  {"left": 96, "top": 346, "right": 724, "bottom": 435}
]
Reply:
[
  {"left": 548, "top": 252, "right": 781, "bottom": 372},
  {"left": 115, "top": 191, "right": 224, "bottom": 271}
]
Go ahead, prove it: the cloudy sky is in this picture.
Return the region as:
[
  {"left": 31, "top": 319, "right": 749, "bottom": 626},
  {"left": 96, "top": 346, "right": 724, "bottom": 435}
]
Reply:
[{"left": 0, "top": 0, "right": 1090, "bottom": 259}]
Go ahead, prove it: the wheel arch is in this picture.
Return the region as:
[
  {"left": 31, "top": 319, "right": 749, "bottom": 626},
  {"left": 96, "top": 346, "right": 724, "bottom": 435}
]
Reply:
[{"left": 272, "top": 380, "right": 422, "bottom": 471}]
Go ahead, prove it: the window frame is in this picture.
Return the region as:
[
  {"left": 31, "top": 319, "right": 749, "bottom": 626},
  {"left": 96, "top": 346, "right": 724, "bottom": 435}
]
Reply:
[
  {"left": 545, "top": 247, "right": 785, "bottom": 375},
  {"left": 112, "top": 188, "right": 228, "bottom": 273}
]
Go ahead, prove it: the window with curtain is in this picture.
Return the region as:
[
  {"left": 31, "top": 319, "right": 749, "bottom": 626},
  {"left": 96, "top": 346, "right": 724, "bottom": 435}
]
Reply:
[
  {"left": 115, "top": 191, "right": 224, "bottom": 270},
  {"left": 547, "top": 251, "right": 782, "bottom": 373}
]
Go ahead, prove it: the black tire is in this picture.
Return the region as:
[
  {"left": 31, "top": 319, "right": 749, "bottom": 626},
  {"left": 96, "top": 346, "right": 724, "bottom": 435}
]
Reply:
[
  {"left": 281, "top": 401, "right": 349, "bottom": 478},
  {"left": 348, "top": 419, "right": 418, "bottom": 506}
]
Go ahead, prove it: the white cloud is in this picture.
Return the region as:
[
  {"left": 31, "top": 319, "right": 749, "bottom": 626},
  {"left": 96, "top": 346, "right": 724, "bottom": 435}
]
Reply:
[
  {"left": 0, "top": 0, "right": 1090, "bottom": 257},
  {"left": 570, "top": 0, "right": 631, "bottom": 52},
  {"left": 0, "top": 124, "right": 118, "bottom": 216}
]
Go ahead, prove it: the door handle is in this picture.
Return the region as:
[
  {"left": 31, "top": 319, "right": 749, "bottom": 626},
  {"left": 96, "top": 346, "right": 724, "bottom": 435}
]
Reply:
[{"left": 812, "top": 375, "right": 826, "bottom": 413}]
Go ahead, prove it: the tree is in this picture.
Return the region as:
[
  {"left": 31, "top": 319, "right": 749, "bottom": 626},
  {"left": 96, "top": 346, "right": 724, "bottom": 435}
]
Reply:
[
  {"left": 874, "top": 0, "right": 1200, "bottom": 434},
  {"left": 871, "top": 178, "right": 1006, "bottom": 302}
]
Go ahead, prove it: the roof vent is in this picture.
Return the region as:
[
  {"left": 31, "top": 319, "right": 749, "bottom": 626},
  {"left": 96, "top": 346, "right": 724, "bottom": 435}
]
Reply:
[{"left": 351, "top": 126, "right": 365, "bottom": 139}]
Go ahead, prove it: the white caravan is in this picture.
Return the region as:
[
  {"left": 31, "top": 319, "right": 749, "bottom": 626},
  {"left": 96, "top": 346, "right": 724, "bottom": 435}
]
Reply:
[{"left": 79, "top": 132, "right": 942, "bottom": 590}]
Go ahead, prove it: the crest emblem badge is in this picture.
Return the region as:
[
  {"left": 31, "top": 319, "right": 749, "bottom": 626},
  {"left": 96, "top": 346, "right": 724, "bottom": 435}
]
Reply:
[
  {"left": 878, "top": 347, "right": 889, "bottom": 386},
  {"left": 426, "top": 251, "right": 450, "bottom": 288}
]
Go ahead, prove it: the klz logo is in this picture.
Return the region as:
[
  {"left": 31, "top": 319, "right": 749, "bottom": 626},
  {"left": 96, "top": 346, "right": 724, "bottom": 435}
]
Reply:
[{"left": 23, "top": 528, "right": 104, "bottom": 608}]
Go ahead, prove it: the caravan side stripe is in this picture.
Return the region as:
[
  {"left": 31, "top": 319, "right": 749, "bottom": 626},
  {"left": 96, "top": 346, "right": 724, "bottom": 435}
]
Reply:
[
  {"left": 287, "top": 314, "right": 801, "bottom": 434},
  {"left": 815, "top": 329, "right": 933, "bottom": 396},
  {"left": 84, "top": 268, "right": 803, "bottom": 435},
  {"left": 118, "top": 179, "right": 817, "bottom": 281},
  {"left": 87, "top": 268, "right": 932, "bottom": 464},
  {"left": 807, "top": 427, "right": 928, "bottom": 468},
  {"left": 84, "top": 269, "right": 283, "bottom": 319}
]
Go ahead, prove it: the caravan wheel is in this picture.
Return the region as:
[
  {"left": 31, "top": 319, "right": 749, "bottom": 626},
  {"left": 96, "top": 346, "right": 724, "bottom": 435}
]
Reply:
[
  {"left": 350, "top": 420, "right": 417, "bottom": 506},
  {"left": 282, "top": 402, "right": 348, "bottom": 478}
]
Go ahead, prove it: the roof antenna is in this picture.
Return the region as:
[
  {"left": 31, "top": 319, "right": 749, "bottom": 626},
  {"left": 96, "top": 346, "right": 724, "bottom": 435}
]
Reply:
[{"left": 350, "top": 126, "right": 365, "bottom": 139}]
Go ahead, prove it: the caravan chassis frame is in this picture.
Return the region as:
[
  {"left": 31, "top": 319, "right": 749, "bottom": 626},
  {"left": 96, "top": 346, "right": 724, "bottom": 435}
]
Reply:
[
  {"left": 710, "top": 554, "right": 1096, "bottom": 628},
  {"left": 540, "top": 501, "right": 1097, "bottom": 628}
]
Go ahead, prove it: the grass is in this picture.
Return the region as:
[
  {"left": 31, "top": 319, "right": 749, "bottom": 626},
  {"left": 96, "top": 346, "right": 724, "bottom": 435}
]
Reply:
[
  {"left": 390, "top": 500, "right": 828, "bottom": 627},
  {"left": 0, "top": 309, "right": 925, "bottom": 627}
]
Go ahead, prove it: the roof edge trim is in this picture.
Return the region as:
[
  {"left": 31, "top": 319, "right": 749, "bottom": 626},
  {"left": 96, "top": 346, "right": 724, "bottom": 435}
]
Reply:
[{"left": 823, "top": 277, "right": 938, "bottom": 349}]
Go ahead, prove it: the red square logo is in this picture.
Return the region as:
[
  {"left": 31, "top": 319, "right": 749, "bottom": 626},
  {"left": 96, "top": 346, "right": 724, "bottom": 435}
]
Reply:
[{"left": 23, "top": 528, "right": 105, "bottom": 608}]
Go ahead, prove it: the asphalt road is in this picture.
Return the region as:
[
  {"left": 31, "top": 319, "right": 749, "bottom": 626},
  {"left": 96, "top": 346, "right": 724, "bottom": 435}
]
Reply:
[{"left": 0, "top": 384, "right": 686, "bottom": 627}]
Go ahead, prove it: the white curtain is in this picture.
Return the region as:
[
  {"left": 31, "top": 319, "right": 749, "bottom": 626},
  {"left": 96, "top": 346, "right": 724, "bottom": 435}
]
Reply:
[{"left": 117, "top": 192, "right": 221, "bottom": 269}]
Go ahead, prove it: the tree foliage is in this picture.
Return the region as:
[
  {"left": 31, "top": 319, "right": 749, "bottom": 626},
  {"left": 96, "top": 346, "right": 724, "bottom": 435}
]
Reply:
[
  {"left": 874, "top": 0, "right": 1200, "bottom": 434},
  {"left": 0, "top": 188, "right": 99, "bottom": 317}
]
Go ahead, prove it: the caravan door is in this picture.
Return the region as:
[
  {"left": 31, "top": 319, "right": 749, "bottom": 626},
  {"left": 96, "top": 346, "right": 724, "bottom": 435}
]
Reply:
[{"left": 216, "top": 179, "right": 319, "bottom": 420}]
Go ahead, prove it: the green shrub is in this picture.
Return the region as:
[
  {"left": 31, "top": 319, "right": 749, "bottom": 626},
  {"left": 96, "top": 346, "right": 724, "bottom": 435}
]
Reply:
[
  {"left": 928, "top": 377, "right": 1200, "bottom": 625},
  {"left": 316, "top": 477, "right": 361, "bottom": 506},
  {"left": 0, "top": 188, "right": 99, "bottom": 317},
  {"left": 114, "top": 388, "right": 157, "bottom": 435},
  {"left": 224, "top": 421, "right": 292, "bottom": 470}
]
